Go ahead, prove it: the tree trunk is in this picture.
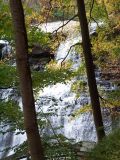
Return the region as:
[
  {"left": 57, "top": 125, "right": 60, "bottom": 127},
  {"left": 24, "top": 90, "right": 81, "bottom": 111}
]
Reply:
[
  {"left": 9, "top": 0, "right": 45, "bottom": 159},
  {"left": 76, "top": 0, "right": 105, "bottom": 141}
]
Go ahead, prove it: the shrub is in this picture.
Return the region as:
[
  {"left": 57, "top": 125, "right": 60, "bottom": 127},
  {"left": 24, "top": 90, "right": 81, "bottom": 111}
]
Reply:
[{"left": 88, "top": 129, "right": 120, "bottom": 160}]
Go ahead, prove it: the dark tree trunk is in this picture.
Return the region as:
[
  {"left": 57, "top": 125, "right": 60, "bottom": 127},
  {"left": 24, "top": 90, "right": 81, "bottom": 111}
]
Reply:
[
  {"left": 9, "top": 0, "right": 45, "bottom": 159},
  {"left": 76, "top": 0, "right": 105, "bottom": 141}
]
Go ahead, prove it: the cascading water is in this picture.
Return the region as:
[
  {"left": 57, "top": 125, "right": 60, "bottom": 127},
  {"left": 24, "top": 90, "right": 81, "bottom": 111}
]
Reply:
[
  {"left": 0, "top": 21, "right": 114, "bottom": 158},
  {"left": 0, "top": 89, "right": 26, "bottom": 158},
  {"left": 0, "top": 40, "right": 11, "bottom": 59},
  {"left": 37, "top": 21, "right": 111, "bottom": 142}
]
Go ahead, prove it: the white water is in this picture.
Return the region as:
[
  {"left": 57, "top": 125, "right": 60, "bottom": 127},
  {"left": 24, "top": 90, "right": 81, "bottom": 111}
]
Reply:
[
  {"left": 0, "top": 21, "right": 112, "bottom": 158},
  {"left": 0, "top": 40, "right": 11, "bottom": 59},
  {"left": 37, "top": 20, "right": 111, "bottom": 142},
  {"left": 0, "top": 89, "right": 26, "bottom": 158}
]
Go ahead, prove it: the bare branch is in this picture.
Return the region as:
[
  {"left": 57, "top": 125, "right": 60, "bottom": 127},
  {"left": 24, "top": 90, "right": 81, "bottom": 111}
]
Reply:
[
  {"left": 90, "top": 17, "right": 101, "bottom": 28},
  {"left": 52, "top": 14, "right": 78, "bottom": 34},
  {"left": 36, "top": 102, "right": 63, "bottom": 145},
  {"left": 0, "top": 87, "right": 17, "bottom": 89},
  {"left": 88, "top": 0, "right": 101, "bottom": 28},
  {"left": 89, "top": 0, "right": 95, "bottom": 21},
  {"left": 56, "top": 42, "right": 82, "bottom": 66},
  {"left": 99, "top": 94, "right": 120, "bottom": 108},
  {"left": 0, "top": 154, "right": 30, "bottom": 160}
]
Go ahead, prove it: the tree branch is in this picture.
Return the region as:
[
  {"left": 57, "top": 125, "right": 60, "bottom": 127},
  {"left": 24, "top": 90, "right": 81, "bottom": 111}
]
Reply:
[
  {"left": 89, "top": 0, "right": 95, "bottom": 21},
  {"left": 0, "top": 87, "right": 17, "bottom": 89},
  {"left": 56, "top": 42, "right": 82, "bottom": 66},
  {"left": 88, "top": 0, "right": 101, "bottom": 28},
  {"left": 52, "top": 14, "right": 78, "bottom": 34},
  {"left": 99, "top": 94, "right": 120, "bottom": 108},
  {"left": 36, "top": 102, "right": 63, "bottom": 145}
]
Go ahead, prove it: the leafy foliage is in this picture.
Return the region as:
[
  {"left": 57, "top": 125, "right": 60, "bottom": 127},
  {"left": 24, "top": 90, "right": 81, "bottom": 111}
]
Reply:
[
  {"left": 0, "top": 100, "right": 23, "bottom": 133},
  {"left": 0, "top": 63, "right": 18, "bottom": 88},
  {"left": 92, "top": 26, "right": 120, "bottom": 63},
  {"left": 0, "top": 0, "right": 13, "bottom": 41},
  {"left": 85, "top": 0, "right": 108, "bottom": 22},
  {"left": 13, "top": 134, "right": 77, "bottom": 160},
  {"left": 88, "top": 129, "right": 120, "bottom": 160},
  {"left": 32, "top": 63, "right": 75, "bottom": 92},
  {"left": 0, "top": 62, "right": 75, "bottom": 92},
  {"left": 27, "top": 26, "right": 51, "bottom": 48}
]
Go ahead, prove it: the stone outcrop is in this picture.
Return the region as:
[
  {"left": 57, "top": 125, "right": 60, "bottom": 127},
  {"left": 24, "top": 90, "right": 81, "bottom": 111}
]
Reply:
[
  {"left": 29, "top": 45, "right": 54, "bottom": 71},
  {"left": 101, "top": 61, "right": 120, "bottom": 82}
]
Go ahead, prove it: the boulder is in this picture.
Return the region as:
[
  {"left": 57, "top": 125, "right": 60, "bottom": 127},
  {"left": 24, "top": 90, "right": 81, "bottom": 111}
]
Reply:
[
  {"left": 30, "top": 45, "right": 54, "bottom": 59},
  {"left": 29, "top": 45, "right": 54, "bottom": 71}
]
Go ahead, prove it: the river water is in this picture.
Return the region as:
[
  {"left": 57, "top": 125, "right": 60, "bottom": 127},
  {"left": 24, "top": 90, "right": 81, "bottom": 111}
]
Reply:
[{"left": 0, "top": 21, "right": 114, "bottom": 158}]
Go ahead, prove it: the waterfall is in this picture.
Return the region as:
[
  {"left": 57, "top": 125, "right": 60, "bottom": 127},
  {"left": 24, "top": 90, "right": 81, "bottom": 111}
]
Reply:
[
  {"left": 0, "top": 21, "right": 113, "bottom": 158},
  {"left": 35, "top": 21, "right": 95, "bottom": 142},
  {"left": 37, "top": 20, "right": 111, "bottom": 142},
  {"left": 0, "top": 89, "right": 26, "bottom": 158},
  {"left": 0, "top": 40, "right": 11, "bottom": 59}
]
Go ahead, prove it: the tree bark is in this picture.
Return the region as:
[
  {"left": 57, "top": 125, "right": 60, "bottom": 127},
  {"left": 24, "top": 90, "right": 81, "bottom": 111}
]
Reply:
[
  {"left": 9, "top": 0, "right": 45, "bottom": 159},
  {"left": 76, "top": 0, "right": 105, "bottom": 141}
]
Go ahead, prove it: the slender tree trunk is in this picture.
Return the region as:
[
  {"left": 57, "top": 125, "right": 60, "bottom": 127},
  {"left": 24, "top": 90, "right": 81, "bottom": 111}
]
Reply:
[
  {"left": 76, "top": 0, "right": 105, "bottom": 141},
  {"left": 9, "top": 0, "right": 45, "bottom": 159}
]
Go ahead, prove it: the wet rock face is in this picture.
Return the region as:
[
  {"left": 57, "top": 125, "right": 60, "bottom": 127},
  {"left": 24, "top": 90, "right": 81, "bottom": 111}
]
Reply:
[
  {"left": 0, "top": 41, "right": 11, "bottom": 60},
  {"left": 101, "top": 62, "right": 120, "bottom": 82},
  {"left": 0, "top": 43, "right": 6, "bottom": 59},
  {"left": 29, "top": 45, "right": 54, "bottom": 71}
]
